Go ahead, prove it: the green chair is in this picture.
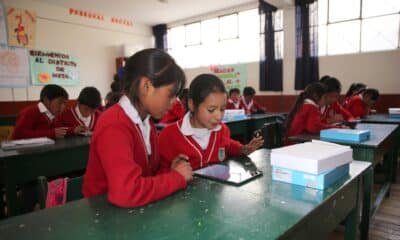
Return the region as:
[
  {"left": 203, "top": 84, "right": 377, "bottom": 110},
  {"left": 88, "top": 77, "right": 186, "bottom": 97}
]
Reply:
[{"left": 37, "top": 176, "right": 84, "bottom": 209}]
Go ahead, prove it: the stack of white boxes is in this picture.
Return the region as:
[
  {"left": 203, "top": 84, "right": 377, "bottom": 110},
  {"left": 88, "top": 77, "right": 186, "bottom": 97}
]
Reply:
[{"left": 271, "top": 140, "right": 353, "bottom": 190}]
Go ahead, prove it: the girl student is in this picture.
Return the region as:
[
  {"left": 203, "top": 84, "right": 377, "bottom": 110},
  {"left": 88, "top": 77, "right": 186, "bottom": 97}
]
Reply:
[
  {"left": 343, "top": 82, "right": 367, "bottom": 106},
  {"left": 344, "top": 88, "right": 380, "bottom": 118},
  {"left": 285, "top": 82, "right": 341, "bottom": 142},
  {"left": 82, "top": 49, "right": 193, "bottom": 207},
  {"left": 158, "top": 74, "right": 264, "bottom": 171}
]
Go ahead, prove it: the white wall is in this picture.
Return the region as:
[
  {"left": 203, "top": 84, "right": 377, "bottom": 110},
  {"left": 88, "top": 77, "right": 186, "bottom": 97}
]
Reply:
[
  {"left": 0, "top": 0, "right": 152, "bottom": 101},
  {"left": 182, "top": 6, "right": 400, "bottom": 95}
]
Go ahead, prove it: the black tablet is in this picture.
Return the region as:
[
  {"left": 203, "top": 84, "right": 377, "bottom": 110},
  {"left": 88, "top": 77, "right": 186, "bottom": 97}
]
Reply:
[{"left": 194, "top": 160, "right": 262, "bottom": 186}]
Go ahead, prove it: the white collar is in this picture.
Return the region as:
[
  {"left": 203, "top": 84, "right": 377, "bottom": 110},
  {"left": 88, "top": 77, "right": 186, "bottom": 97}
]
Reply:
[
  {"left": 242, "top": 96, "right": 253, "bottom": 108},
  {"left": 74, "top": 105, "right": 92, "bottom": 127},
  {"left": 229, "top": 99, "right": 240, "bottom": 109},
  {"left": 304, "top": 98, "right": 319, "bottom": 107},
  {"left": 180, "top": 112, "right": 221, "bottom": 136},
  {"left": 37, "top": 102, "right": 55, "bottom": 121},
  {"left": 119, "top": 95, "right": 152, "bottom": 155}
]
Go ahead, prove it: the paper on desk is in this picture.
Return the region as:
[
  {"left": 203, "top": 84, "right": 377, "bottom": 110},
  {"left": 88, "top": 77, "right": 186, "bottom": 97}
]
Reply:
[{"left": 1, "top": 137, "right": 55, "bottom": 150}]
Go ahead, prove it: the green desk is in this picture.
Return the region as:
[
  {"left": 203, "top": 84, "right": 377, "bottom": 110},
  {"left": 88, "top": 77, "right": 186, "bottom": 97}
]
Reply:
[
  {"left": 0, "top": 149, "right": 370, "bottom": 240},
  {"left": 0, "top": 115, "right": 16, "bottom": 126},
  {"left": 289, "top": 123, "right": 399, "bottom": 240},
  {"left": 225, "top": 113, "right": 284, "bottom": 143},
  {"left": 362, "top": 114, "right": 400, "bottom": 124},
  {"left": 0, "top": 136, "right": 90, "bottom": 217}
]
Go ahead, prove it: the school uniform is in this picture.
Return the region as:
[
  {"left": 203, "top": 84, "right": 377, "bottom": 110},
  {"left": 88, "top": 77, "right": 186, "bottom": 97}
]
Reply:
[
  {"left": 344, "top": 95, "right": 368, "bottom": 118},
  {"left": 287, "top": 99, "right": 338, "bottom": 138},
  {"left": 159, "top": 99, "right": 185, "bottom": 124},
  {"left": 82, "top": 95, "right": 186, "bottom": 208},
  {"left": 321, "top": 101, "right": 354, "bottom": 123},
  {"left": 158, "top": 112, "right": 242, "bottom": 171},
  {"left": 12, "top": 102, "right": 57, "bottom": 140},
  {"left": 241, "top": 97, "right": 264, "bottom": 114},
  {"left": 54, "top": 105, "right": 101, "bottom": 135},
  {"left": 226, "top": 99, "right": 244, "bottom": 110}
]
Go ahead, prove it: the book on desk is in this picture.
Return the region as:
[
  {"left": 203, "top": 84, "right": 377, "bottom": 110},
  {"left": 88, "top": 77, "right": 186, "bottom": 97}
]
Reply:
[
  {"left": 320, "top": 128, "right": 370, "bottom": 143},
  {"left": 388, "top": 108, "right": 400, "bottom": 119},
  {"left": 271, "top": 141, "right": 352, "bottom": 189},
  {"left": 1, "top": 137, "right": 55, "bottom": 150}
]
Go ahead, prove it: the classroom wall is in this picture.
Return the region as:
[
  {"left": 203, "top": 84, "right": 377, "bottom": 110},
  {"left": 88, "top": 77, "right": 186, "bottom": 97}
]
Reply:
[
  {"left": 0, "top": 0, "right": 152, "bottom": 102},
  {"left": 183, "top": 6, "right": 400, "bottom": 96}
]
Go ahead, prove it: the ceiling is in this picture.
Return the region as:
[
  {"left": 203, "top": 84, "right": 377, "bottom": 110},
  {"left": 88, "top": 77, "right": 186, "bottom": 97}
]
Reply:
[{"left": 35, "top": 0, "right": 293, "bottom": 26}]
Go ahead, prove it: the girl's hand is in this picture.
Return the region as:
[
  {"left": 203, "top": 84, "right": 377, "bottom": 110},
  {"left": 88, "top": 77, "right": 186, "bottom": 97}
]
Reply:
[
  {"left": 74, "top": 125, "right": 88, "bottom": 134},
  {"left": 171, "top": 154, "right": 193, "bottom": 182},
  {"left": 241, "top": 135, "right": 264, "bottom": 155}
]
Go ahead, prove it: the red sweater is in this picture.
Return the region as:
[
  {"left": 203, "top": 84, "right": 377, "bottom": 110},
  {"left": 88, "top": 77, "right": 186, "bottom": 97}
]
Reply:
[
  {"left": 159, "top": 100, "right": 185, "bottom": 124},
  {"left": 158, "top": 120, "right": 242, "bottom": 171},
  {"left": 344, "top": 95, "right": 368, "bottom": 118},
  {"left": 54, "top": 105, "right": 101, "bottom": 135},
  {"left": 241, "top": 99, "right": 264, "bottom": 114},
  {"left": 226, "top": 100, "right": 244, "bottom": 110},
  {"left": 321, "top": 101, "right": 354, "bottom": 123},
  {"left": 82, "top": 104, "right": 187, "bottom": 207},
  {"left": 12, "top": 104, "right": 56, "bottom": 140},
  {"left": 287, "top": 102, "right": 338, "bottom": 138}
]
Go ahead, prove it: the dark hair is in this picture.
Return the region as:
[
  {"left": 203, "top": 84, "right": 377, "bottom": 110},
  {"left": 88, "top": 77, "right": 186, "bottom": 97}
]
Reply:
[
  {"left": 285, "top": 82, "right": 327, "bottom": 133},
  {"left": 363, "top": 88, "right": 379, "bottom": 101},
  {"left": 229, "top": 88, "right": 240, "bottom": 96},
  {"left": 243, "top": 86, "right": 256, "bottom": 96},
  {"left": 40, "top": 84, "right": 68, "bottom": 102},
  {"left": 122, "top": 48, "right": 186, "bottom": 104},
  {"left": 189, "top": 74, "right": 226, "bottom": 109},
  {"left": 320, "top": 76, "right": 341, "bottom": 93},
  {"left": 345, "top": 83, "right": 367, "bottom": 97},
  {"left": 78, "top": 87, "right": 101, "bottom": 109},
  {"left": 179, "top": 88, "right": 189, "bottom": 111},
  {"left": 105, "top": 91, "right": 123, "bottom": 109},
  {"left": 110, "top": 80, "right": 122, "bottom": 92}
]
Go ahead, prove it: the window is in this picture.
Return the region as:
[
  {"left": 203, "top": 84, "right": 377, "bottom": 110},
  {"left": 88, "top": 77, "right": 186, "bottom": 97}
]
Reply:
[
  {"left": 317, "top": 0, "right": 400, "bottom": 56},
  {"left": 260, "top": 10, "right": 284, "bottom": 60},
  {"left": 167, "top": 8, "right": 283, "bottom": 69}
]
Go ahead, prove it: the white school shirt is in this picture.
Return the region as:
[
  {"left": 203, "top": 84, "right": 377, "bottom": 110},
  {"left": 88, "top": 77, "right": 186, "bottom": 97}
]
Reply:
[
  {"left": 119, "top": 95, "right": 152, "bottom": 155},
  {"left": 38, "top": 102, "right": 55, "bottom": 121},
  {"left": 179, "top": 112, "right": 221, "bottom": 150},
  {"left": 74, "top": 105, "right": 92, "bottom": 128}
]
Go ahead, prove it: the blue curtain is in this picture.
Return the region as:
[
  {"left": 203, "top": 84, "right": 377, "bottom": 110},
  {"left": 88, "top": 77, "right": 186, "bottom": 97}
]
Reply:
[
  {"left": 259, "top": 0, "right": 283, "bottom": 91},
  {"left": 295, "top": 0, "right": 319, "bottom": 90},
  {"left": 152, "top": 24, "right": 167, "bottom": 50}
]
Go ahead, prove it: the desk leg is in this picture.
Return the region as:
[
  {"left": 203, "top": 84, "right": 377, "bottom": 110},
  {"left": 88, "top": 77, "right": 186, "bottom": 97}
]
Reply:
[
  {"left": 3, "top": 171, "right": 18, "bottom": 217},
  {"left": 345, "top": 178, "right": 360, "bottom": 240},
  {"left": 392, "top": 149, "right": 398, "bottom": 183},
  {"left": 360, "top": 167, "right": 373, "bottom": 240}
]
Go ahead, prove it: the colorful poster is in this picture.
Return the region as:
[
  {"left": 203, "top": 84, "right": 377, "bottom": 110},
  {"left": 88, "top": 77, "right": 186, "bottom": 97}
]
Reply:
[
  {"left": 0, "top": 2, "right": 7, "bottom": 45},
  {"left": 209, "top": 64, "right": 247, "bottom": 92},
  {"left": 29, "top": 50, "right": 80, "bottom": 86},
  {"left": 6, "top": 7, "right": 36, "bottom": 48},
  {"left": 0, "top": 46, "right": 30, "bottom": 88}
]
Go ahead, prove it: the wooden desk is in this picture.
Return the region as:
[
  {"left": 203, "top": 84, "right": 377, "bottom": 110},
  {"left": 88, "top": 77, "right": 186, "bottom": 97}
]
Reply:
[
  {"left": 224, "top": 113, "right": 284, "bottom": 143},
  {"left": 0, "top": 136, "right": 90, "bottom": 217},
  {"left": 0, "top": 149, "right": 370, "bottom": 240},
  {"left": 289, "top": 123, "right": 399, "bottom": 240}
]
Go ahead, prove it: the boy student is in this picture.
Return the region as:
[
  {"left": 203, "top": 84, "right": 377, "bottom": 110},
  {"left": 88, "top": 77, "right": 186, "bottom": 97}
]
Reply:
[
  {"left": 319, "top": 75, "right": 354, "bottom": 124},
  {"left": 241, "top": 86, "right": 266, "bottom": 114},
  {"left": 344, "top": 88, "right": 380, "bottom": 118},
  {"left": 54, "top": 86, "right": 102, "bottom": 135},
  {"left": 226, "top": 88, "right": 244, "bottom": 110},
  {"left": 12, "top": 84, "right": 69, "bottom": 140}
]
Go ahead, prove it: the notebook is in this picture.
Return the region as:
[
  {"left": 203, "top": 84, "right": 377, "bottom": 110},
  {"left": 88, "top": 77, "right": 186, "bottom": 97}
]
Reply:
[
  {"left": 194, "top": 159, "right": 262, "bottom": 186},
  {"left": 1, "top": 137, "right": 55, "bottom": 150}
]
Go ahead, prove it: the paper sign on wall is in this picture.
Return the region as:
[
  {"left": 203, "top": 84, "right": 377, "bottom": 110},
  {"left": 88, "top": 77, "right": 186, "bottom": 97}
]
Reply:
[
  {"left": 210, "top": 64, "right": 247, "bottom": 92},
  {"left": 0, "top": 2, "right": 7, "bottom": 45},
  {"left": 6, "top": 7, "right": 36, "bottom": 48},
  {"left": 29, "top": 50, "right": 80, "bottom": 86},
  {"left": 0, "top": 46, "right": 30, "bottom": 88}
]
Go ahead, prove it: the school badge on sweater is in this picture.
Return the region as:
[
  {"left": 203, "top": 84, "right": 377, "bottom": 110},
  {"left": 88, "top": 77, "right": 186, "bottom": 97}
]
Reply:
[{"left": 218, "top": 147, "right": 226, "bottom": 162}]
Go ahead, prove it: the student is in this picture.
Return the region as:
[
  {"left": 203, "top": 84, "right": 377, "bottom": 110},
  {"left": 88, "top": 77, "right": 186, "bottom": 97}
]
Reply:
[
  {"left": 226, "top": 88, "right": 244, "bottom": 110},
  {"left": 82, "top": 48, "right": 193, "bottom": 207},
  {"left": 159, "top": 97, "right": 185, "bottom": 124},
  {"left": 158, "top": 74, "right": 264, "bottom": 171},
  {"left": 286, "top": 82, "right": 339, "bottom": 140},
  {"left": 12, "top": 84, "right": 69, "bottom": 140},
  {"left": 343, "top": 82, "right": 367, "bottom": 106},
  {"left": 54, "top": 86, "right": 102, "bottom": 135},
  {"left": 319, "top": 76, "right": 354, "bottom": 124},
  {"left": 241, "top": 86, "right": 266, "bottom": 114},
  {"left": 344, "top": 88, "right": 379, "bottom": 118},
  {"left": 104, "top": 74, "right": 123, "bottom": 109}
]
